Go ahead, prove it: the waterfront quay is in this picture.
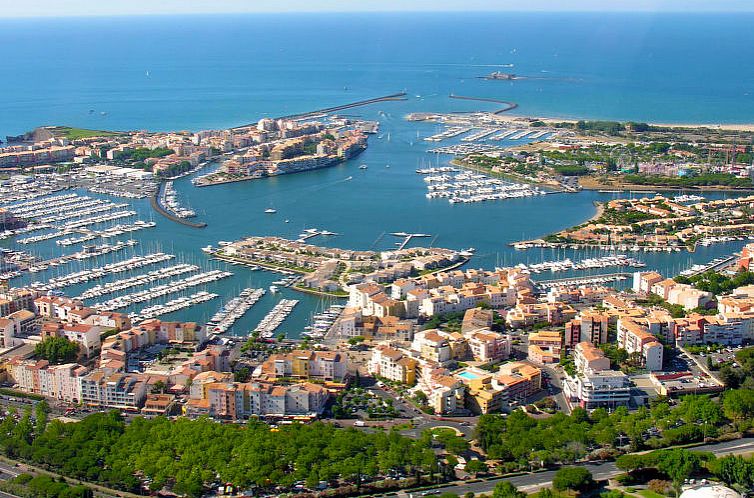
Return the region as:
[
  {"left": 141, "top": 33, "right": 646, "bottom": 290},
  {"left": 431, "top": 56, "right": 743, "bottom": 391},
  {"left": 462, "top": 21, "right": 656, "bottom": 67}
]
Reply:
[
  {"left": 210, "top": 235, "right": 466, "bottom": 295},
  {"left": 192, "top": 115, "right": 369, "bottom": 187}
]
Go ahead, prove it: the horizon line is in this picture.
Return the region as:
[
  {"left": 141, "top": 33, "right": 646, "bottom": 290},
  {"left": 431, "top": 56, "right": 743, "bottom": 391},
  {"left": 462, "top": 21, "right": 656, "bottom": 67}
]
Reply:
[{"left": 1, "top": 9, "right": 754, "bottom": 19}]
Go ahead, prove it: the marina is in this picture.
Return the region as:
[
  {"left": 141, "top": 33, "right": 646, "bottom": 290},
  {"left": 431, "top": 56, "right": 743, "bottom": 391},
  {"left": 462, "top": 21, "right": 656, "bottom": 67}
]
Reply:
[
  {"left": 303, "top": 303, "right": 346, "bottom": 340},
  {"left": 91, "top": 269, "right": 234, "bottom": 312},
  {"left": 516, "top": 254, "right": 646, "bottom": 273},
  {"left": 535, "top": 272, "right": 631, "bottom": 289},
  {"left": 77, "top": 263, "right": 200, "bottom": 300},
  {"left": 56, "top": 221, "right": 157, "bottom": 246},
  {"left": 161, "top": 181, "right": 197, "bottom": 218},
  {"left": 423, "top": 170, "right": 544, "bottom": 204},
  {"left": 253, "top": 298, "right": 299, "bottom": 338},
  {"left": 133, "top": 291, "right": 219, "bottom": 324},
  {"left": 207, "top": 287, "right": 266, "bottom": 334},
  {"left": 30, "top": 252, "right": 176, "bottom": 291}
]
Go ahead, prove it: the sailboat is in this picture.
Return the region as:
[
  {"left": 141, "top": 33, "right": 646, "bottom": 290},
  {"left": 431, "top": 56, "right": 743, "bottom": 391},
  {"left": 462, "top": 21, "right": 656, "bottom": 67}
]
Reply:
[{"left": 264, "top": 208, "right": 277, "bottom": 214}]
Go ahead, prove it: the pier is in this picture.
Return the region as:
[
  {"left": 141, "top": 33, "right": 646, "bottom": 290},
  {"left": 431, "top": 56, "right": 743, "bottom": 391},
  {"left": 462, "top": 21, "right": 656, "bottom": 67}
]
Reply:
[
  {"left": 680, "top": 253, "right": 739, "bottom": 278},
  {"left": 390, "top": 232, "right": 431, "bottom": 250},
  {"left": 296, "top": 228, "right": 339, "bottom": 243},
  {"left": 449, "top": 94, "right": 518, "bottom": 114},
  {"left": 150, "top": 187, "right": 207, "bottom": 229},
  {"left": 231, "top": 92, "right": 408, "bottom": 130},
  {"left": 535, "top": 272, "right": 631, "bottom": 289}
]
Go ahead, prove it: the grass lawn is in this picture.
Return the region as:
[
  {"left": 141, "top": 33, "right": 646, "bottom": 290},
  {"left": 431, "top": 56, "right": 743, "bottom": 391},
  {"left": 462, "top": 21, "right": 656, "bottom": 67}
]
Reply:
[
  {"left": 638, "top": 489, "right": 668, "bottom": 498},
  {"left": 49, "top": 126, "right": 122, "bottom": 140}
]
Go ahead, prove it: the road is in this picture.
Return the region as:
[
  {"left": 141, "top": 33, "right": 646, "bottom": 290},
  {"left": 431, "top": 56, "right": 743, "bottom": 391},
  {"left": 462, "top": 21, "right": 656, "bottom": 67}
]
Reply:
[{"left": 376, "top": 437, "right": 754, "bottom": 497}]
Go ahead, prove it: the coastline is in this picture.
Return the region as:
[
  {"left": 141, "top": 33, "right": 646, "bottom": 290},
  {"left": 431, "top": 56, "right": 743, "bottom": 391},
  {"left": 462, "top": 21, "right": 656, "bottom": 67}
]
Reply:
[
  {"left": 578, "top": 176, "right": 754, "bottom": 193},
  {"left": 492, "top": 113, "right": 754, "bottom": 132}
]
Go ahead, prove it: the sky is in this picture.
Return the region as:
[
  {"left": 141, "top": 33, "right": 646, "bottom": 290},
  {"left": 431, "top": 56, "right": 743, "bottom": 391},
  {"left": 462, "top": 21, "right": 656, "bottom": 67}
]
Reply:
[{"left": 0, "top": 0, "right": 753, "bottom": 17}]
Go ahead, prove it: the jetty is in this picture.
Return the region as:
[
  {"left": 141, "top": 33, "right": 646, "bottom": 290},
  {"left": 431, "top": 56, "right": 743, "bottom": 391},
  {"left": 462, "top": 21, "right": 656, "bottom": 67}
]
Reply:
[
  {"left": 150, "top": 186, "right": 207, "bottom": 228},
  {"left": 449, "top": 94, "right": 518, "bottom": 114},
  {"left": 390, "top": 232, "right": 431, "bottom": 250},
  {"left": 231, "top": 92, "right": 408, "bottom": 130}
]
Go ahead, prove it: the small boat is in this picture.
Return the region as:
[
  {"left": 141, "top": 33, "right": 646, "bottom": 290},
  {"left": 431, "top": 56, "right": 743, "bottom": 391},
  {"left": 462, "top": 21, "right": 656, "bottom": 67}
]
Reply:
[
  {"left": 359, "top": 164, "right": 368, "bottom": 170},
  {"left": 284, "top": 219, "right": 290, "bottom": 223},
  {"left": 269, "top": 285, "right": 279, "bottom": 294},
  {"left": 265, "top": 208, "right": 277, "bottom": 214}
]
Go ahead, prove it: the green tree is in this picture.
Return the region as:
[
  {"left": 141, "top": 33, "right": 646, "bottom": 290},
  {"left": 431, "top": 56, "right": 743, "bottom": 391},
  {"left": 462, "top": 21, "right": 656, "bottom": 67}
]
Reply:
[
  {"left": 465, "top": 459, "right": 489, "bottom": 475},
  {"left": 552, "top": 466, "right": 593, "bottom": 492},
  {"left": 33, "top": 337, "right": 80, "bottom": 364},
  {"left": 492, "top": 481, "right": 526, "bottom": 498}
]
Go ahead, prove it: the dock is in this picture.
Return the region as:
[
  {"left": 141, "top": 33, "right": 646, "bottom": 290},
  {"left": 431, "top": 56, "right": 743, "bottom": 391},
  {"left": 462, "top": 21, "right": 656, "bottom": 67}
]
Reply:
[
  {"left": 535, "top": 272, "right": 631, "bottom": 289},
  {"left": 390, "top": 232, "right": 431, "bottom": 250},
  {"left": 296, "top": 228, "right": 339, "bottom": 243},
  {"left": 150, "top": 187, "right": 207, "bottom": 229}
]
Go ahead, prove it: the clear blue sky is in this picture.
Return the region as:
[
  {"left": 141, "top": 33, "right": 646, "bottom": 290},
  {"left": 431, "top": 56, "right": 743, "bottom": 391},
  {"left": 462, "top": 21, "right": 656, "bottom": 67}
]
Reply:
[{"left": 0, "top": 0, "right": 752, "bottom": 17}]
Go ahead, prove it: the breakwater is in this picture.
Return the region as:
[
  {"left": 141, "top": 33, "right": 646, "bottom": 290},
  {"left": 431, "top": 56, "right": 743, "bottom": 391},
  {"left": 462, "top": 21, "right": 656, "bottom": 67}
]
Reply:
[{"left": 449, "top": 94, "right": 518, "bottom": 114}]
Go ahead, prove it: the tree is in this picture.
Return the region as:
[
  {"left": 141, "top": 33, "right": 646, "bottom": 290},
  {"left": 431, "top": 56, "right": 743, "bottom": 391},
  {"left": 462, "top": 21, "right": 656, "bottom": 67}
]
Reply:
[
  {"left": 493, "top": 481, "right": 526, "bottom": 498},
  {"left": 33, "top": 337, "right": 80, "bottom": 364},
  {"left": 150, "top": 380, "right": 166, "bottom": 394},
  {"left": 552, "top": 466, "right": 593, "bottom": 492},
  {"left": 233, "top": 367, "right": 251, "bottom": 383},
  {"left": 34, "top": 400, "right": 49, "bottom": 435},
  {"left": 465, "top": 459, "right": 488, "bottom": 475}
]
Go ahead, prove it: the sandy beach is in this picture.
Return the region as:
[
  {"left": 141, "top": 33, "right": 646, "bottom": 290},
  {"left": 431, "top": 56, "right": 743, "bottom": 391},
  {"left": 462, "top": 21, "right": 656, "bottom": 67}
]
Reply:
[{"left": 493, "top": 113, "right": 754, "bottom": 132}]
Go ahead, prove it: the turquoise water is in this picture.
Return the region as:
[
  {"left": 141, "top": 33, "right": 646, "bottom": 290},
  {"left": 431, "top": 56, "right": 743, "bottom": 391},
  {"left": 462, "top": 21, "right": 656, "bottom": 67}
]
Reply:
[
  {"left": 2, "top": 12, "right": 753, "bottom": 338},
  {"left": 458, "top": 371, "right": 481, "bottom": 380}
]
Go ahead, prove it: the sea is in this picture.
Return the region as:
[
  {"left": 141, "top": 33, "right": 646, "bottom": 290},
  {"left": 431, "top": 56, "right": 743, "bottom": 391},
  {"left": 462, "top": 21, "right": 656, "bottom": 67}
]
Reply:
[{"left": 2, "top": 12, "right": 754, "bottom": 338}]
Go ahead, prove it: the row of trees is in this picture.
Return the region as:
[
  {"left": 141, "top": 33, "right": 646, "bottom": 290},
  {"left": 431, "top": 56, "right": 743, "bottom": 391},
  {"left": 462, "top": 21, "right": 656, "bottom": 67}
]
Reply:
[
  {"left": 674, "top": 270, "right": 754, "bottom": 296},
  {"left": 0, "top": 410, "right": 439, "bottom": 497},
  {"left": 623, "top": 172, "right": 754, "bottom": 188},
  {"left": 618, "top": 448, "right": 754, "bottom": 494},
  {"left": 0, "top": 474, "right": 93, "bottom": 498},
  {"left": 475, "top": 391, "right": 754, "bottom": 469}
]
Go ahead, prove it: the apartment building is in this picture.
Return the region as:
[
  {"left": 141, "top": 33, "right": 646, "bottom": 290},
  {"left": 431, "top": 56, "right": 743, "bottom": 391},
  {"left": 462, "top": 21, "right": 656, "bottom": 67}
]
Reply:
[
  {"left": 258, "top": 350, "right": 348, "bottom": 382},
  {"left": 528, "top": 330, "right": 563, "bottom": 365},
  {"left": 368, "top": 345, "right": 417, "bottom": 385},
  {"left": 187, "top": 381, "right": 329, "bottom": 420},
  {"left": 564, "top": 310, "right": 610, "bottom": 346},
  {"left": 616, "top": 318, "right": 664, "bottom": 371},
  {"left": 79, "top": 371, "right": 148, "bottom": 410},
  {"left": 7, "top": 359, "right": 88, "bottom": 402},
  {"left": 573, "top": 342, "right": 611, "bottom": 373}
]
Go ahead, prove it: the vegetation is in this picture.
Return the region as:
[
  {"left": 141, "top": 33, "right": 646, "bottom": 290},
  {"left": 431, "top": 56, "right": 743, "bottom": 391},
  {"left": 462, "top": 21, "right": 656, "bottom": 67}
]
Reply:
[
  {"left": 674, "top": 270, "right": 754, "bottom": 295},
  {"left": 618, "top": 447, "right": 754, "bottom": 493},
  {"left": 113, "top": 146, "right": 174, "bottom": 162},
  {"left": 718, "top": 347, "right": 754, "bottom": 389},
  {"left": 475, "top": 392, "right": 751, "bottom": 468},
  {"left": 622, "top": 173, "right": 753, "bottom": 188},
  {"left": 422, "top": 311, "right": 466, "bottom": 332},
  {"left": 0, "top": 474, "right": 93, "bottom": 498},
  {"left": 157, "top": 159, "right": 193, "bottom": 178},
  {"left": 635, "top": 293, "right": 686, "bottom": 319},
  {"left": 0, "top": 388, "right": 45, "bottom": 401},
  {"left": 33, "top": 337, "right": 80, "bottom": 364},
  {"left": 492, "top": 481, "right": 526, "bottom": 498},
  {"left": 0, "top": 411, "right": 439, "bottom": 497},
  {"left": 48, "top": 126, "right": 121, "bottom": 140},
  {"left": 552, "top": 466, "right": 593, "bottom": 492}
]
